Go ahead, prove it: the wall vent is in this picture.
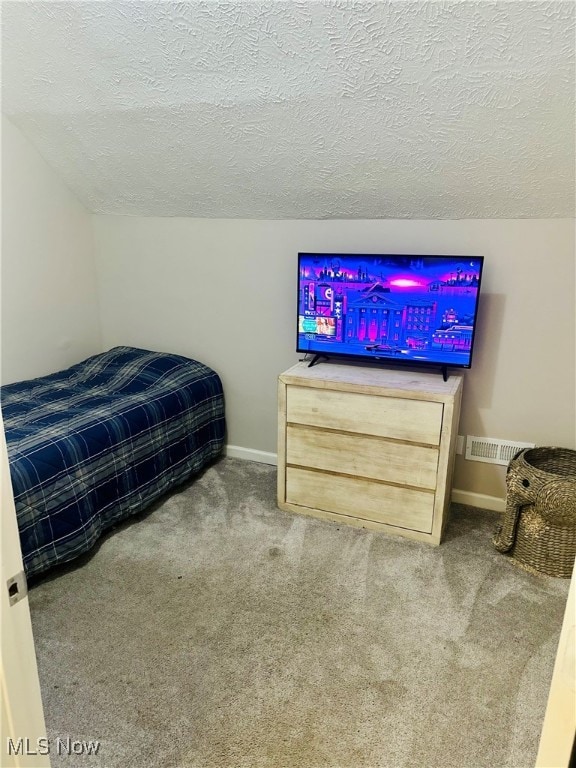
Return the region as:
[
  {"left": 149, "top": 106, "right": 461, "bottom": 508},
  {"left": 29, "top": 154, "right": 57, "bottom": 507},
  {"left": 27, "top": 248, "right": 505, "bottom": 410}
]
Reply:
[{"left": 465, "top": 436, "right": 535, "bottom": 466}]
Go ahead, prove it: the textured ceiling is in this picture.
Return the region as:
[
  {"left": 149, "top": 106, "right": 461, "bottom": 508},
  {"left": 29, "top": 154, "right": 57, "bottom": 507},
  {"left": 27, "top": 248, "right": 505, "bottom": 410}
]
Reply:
[{"left": 2, "top": 1, "right": 575, "bottom": 219}]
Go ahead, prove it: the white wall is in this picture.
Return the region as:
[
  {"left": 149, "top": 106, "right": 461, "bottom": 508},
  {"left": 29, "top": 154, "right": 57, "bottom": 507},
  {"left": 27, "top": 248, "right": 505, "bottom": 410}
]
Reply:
[
  {"left": 8, "top": 111, "right": 571, "bottom": 504},
  {"left": 93, "top": 216, "right": 575, "bottom": 501},
  {"left": 1, "top": 116, "right": 102, "bottom": 384}
]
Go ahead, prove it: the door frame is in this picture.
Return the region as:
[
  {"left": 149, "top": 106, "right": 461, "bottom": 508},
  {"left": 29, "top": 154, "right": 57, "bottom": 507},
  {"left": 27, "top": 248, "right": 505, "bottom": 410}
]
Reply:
[{"left": 1, "top": 417, "right": 50, "bottom": 767}]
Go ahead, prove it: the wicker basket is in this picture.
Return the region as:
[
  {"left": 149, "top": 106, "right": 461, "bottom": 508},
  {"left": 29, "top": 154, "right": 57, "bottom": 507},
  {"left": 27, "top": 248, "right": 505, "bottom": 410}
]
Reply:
[{"left": 493, "top": 447, "right": 576, "bottom": 578}]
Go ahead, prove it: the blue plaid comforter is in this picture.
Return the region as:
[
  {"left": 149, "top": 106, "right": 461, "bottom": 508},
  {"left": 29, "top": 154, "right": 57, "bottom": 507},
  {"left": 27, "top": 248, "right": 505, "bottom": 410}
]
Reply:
[{"left": 1, "top": 347, "right": 225, "bottom": 578}]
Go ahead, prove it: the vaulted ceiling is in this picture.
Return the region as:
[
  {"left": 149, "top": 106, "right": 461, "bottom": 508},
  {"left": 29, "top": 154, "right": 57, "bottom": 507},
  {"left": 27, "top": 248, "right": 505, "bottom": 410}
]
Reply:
[{"left": 2, "top": 1, "right": 575, "bottom": 219}]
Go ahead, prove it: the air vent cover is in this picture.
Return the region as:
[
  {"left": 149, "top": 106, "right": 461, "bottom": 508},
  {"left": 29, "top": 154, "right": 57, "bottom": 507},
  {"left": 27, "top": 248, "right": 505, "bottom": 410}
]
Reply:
[{"left": 465, "top": 436, "right": 535, "bottom": 465}]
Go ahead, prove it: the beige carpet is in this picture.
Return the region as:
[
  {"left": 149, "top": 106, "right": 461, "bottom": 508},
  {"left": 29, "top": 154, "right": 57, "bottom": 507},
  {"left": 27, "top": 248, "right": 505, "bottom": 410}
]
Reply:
[{"left": 29, "top": 457, "right": 570, "bottom": 768}]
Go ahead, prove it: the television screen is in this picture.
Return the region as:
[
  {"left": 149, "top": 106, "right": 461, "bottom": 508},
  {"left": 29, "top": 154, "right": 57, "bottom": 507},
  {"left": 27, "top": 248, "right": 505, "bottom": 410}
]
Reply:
[{"left": 297, "top": 253, "right": 484, "bottom": 370}]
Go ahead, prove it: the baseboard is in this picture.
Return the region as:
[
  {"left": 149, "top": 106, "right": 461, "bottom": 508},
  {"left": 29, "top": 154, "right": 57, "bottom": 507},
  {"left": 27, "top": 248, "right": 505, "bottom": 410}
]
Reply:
[
  {"left": 451, "top": 489, "right": 505, "bottom": 513},
  {"left": 224, "top": 446, "right": 505, "bottom": 511},
  {"left": 225, "top": 445, "right": 278, "bottom": 465}
]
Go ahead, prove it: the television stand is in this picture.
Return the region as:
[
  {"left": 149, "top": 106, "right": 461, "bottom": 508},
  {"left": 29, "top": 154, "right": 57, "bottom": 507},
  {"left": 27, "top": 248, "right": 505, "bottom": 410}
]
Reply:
[
  {"left": 277, "top": 362, "right": 463, "bottom": 545},
  {"left": 306, "top": 354, "right": 450, "bottom": 380},
  {"left": 306, "top": 353, "right": 329, "bottom": 368}
]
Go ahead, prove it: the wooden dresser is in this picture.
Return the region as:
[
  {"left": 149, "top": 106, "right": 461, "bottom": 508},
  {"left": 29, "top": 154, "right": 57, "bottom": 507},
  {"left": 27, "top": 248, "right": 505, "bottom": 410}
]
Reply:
[{"left": 277, "top": 362, "right": 463, "bottom": 545}]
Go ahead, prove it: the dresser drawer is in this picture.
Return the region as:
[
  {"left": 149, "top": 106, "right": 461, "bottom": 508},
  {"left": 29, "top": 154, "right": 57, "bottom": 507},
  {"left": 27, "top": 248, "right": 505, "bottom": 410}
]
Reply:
[
  {"left": 285, "top": 467, "right": 434, "bottom": 533},
  {"left": 286, "top": 385, "right": 443, "bottom": 445},
  {"left": 286, "top": 425, "right": 439, "bottom": 490}
]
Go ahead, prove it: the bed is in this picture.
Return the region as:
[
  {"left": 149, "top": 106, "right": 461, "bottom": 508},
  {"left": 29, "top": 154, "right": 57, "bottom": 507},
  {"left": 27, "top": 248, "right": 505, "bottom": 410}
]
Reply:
[{"left": 1, "top": 346, "right": 226, "bottom": 579}]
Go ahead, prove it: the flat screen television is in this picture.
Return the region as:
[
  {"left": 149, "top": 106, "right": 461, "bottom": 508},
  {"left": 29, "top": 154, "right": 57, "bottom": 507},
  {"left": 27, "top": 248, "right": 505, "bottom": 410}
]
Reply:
[{"left": 297, "top": 253, "right": 484, "bottom": 374}]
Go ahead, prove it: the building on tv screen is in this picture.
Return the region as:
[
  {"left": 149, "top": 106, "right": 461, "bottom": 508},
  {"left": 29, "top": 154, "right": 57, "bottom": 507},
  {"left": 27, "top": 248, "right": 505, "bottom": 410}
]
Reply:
[{"left": 297, "top": 254, "right": 483, "bottom": 367}]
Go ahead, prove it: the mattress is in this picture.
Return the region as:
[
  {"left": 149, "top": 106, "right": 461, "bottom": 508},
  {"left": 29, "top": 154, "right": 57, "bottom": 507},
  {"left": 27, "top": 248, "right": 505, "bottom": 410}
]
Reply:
[{"left": 1, "top": 346, "right": 225, "bottom": 578}]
